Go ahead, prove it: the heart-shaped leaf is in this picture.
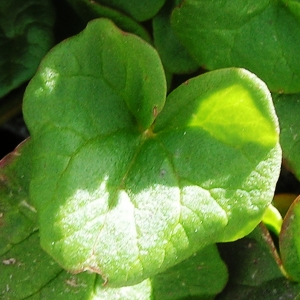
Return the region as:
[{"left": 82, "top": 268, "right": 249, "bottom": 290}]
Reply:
[
  {"left": 171, "top": 0, "right": 300, "bottom": 93},
  {"left": 0, "top": 0, "right": 55, "bottom": 97},
  {"left": 23, "top": 19, "right": 281, "bottom": 286}
]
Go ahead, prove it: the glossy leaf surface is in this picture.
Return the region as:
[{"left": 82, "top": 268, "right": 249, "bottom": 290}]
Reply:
[
  {"left": 172, "top": 0, "right": 300, "bottom": 93},
  {"left": 23, "top": 19, "right": 281, "bottom": 286},
  {"left": 0, "top": 0, "right": 54, "bottom": 97}
]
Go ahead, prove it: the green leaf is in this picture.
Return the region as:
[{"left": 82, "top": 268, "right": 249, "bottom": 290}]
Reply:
[
  {"left": 0, "top": 230, "right": 224, "bottom": 299},
  {"left": 66, "top": 0, "right": 151, "bottom": 43},
  {"left": 281, "top": 0, "right": 300, "bottom": 20},
  {"left": 94, "top": 279, "right": 152, "bottom": 300},
  {"left": 280, "top": 196, "right": 300, "bottom": 282},
  {"left": 171, "top": 1, "right": 300, "bottom": 93},
  {"left": 94, "top": 0, "right": 166, "bottom": 22},
  {"left": 154, "top": 68, "right": 281, "bottom": 243},
  {"left": 262, "top": 204, "right": 283, "bottom": 235},
  {"left": 273, "top": 93, "right": 300, "bottom": 180},
  {"left": 34, "top": 272, "right": 98, "bottom": 299},
  {"left": 0, "top": 139, "right": 37, "bottom": 255},
  {"left": 218, "top": 225, "right": 287, "bottom": 300},
  {"left": 151, "top": 244, "right": 228, "bottom": 300},
  {"left": 153, "top": 0, "right": 199, "bottom": 74},
  {"left": 23, "top": 19, "right": 281, "bottom": 286},
  {"left": 0, "top": 232, "right": 62, "bottom": 299},
  {"left": 1, "top": 227, "right": 150, "bottom": 299},
  {"left": 1, "top": 230, "right": 150, "bottom": 299},
  {"left": 0, "top": 0, "right": 55, "bottom": 98},
  {"left": 218, "top": 277, "right": 300, "bottom": 300}
]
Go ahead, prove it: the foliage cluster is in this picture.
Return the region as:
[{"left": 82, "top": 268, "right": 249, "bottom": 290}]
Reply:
[{"left": 1, "top": 0, "right": 300, "bottom": 299}]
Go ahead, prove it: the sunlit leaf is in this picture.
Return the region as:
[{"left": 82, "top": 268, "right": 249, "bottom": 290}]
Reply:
[{"left": 23, "top": 19, "right": 281, "bottom": 286}]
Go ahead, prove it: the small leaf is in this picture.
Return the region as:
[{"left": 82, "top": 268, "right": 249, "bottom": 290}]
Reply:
[
  {"left": 23, "top": 19, "right": 281, "bottom": 286},
  {"left": 262, "top": 204, "right": 283, "bottom": 235},
  {"left": 280, "top": 196, "right": 300, "bottom": 282},
  {"left": 0, "top": 0, "right": 55, "bottom": 97},
  {"left": 273, "top": 93, "right": 300, "bottom": 180},
  {"left": 171, "top": 1, "right": 300, "bottom": 93}
]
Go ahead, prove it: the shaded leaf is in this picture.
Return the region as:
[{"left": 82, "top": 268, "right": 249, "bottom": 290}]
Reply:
[
  {"left": 171, "top": 1, "right": 300, "bottom": 93},
  {"left": 218, "top": 277, "right": 300, "bottom": 300},
  {"left": 1, "top": 230, "right": 150, "bottom": 299},
  {"left": 0, "top": 232, "right": 62, "bottom": 299},
  {"left": 273, "top": 193, "right": 298, "bottom": 217},
  {"left": 219, "top": 225, "right": 283, "bottom": 287},
  {"left": 95, "top": 0, "right": 166, "bottom": 22},
  {"left": 0, "top": 139, "right": 37, "bottom": 255},
  {"left": 153, "top": 0, "right": 199, "bottom": 74},
  {"left": 0, "top": 0, "right": 55, "bottom": 97},
  {"left": 280, "top": 196, "right": 300, "bottom": 282},
  {"left": 151, "top": 244, "right": 228, "bottom": 300},
  {"left": 23, "top": 19, "right": 281, "bottom": 286},
  {"left": 217, "top": 225, "right": 287, "bottom": 300},
  {"left": 0, "top": 229, "right": 224, "bottom": 299},
  {"left": 273, "top": 93, "right": 300, "bottom": 180},
  {"left": 66, "top": 0, "right": 151, "bottom": 43}
]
